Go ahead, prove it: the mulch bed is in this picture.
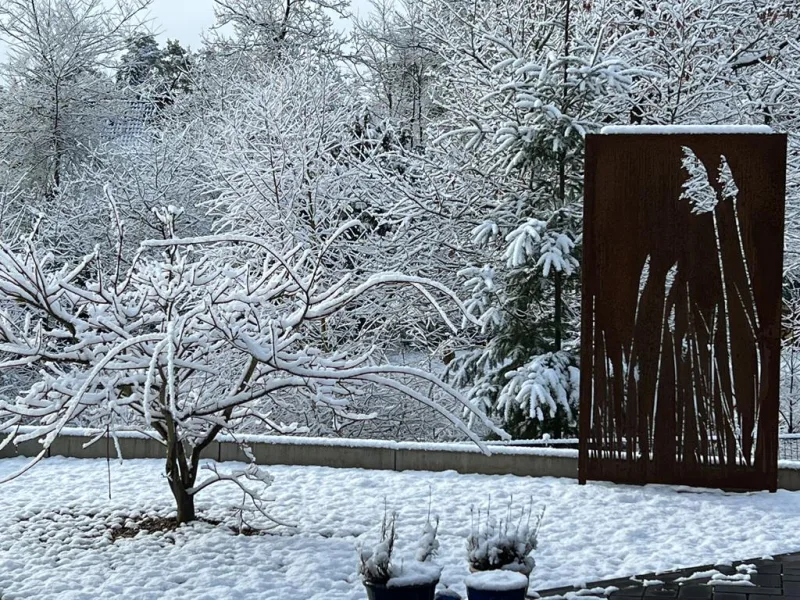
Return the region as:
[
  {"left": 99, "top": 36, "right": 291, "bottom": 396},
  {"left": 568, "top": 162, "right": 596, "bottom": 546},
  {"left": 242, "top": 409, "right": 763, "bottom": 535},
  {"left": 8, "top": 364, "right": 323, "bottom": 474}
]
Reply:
[
  {"left": 108, "top": 514, "right": 272, "bottom": 541},
  {"left": 109, "top": 516, "right": 186, "bottom": 542}
]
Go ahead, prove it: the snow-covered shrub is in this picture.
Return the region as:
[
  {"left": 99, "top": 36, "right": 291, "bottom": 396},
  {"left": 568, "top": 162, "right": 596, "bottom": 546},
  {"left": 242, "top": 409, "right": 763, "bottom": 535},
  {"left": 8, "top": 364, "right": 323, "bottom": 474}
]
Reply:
[
  {"left": 415, "top": 515, "right": 440, "bottom": 563},
  {"left": 466, "top": 501, "right": 544, "bottom": 574},
  {"left": 359, "top": 510, "right": 442, "bottom": 586},
  {"left": 497, "top": 351, "right": 580, "bottom": 428},
  {"left": 360, "top": 510, "right": 397, "bottom": 585}
]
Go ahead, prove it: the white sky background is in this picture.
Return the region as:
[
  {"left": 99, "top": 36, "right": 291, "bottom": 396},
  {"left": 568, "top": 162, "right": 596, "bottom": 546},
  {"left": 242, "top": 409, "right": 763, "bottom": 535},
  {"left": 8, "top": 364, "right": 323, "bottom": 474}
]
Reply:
[{"left": 0, "top": 0, "right": 373, "bottom": 62}]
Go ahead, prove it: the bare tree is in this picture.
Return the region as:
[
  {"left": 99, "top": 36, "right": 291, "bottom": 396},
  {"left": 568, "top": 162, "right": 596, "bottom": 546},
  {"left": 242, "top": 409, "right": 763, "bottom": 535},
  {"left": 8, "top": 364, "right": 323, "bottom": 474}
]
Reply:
[
  {"left": 782, "top": 288, "right": 800, "bottom": 432},
  {"left": 0, "top": 203, "right": 502, "bottom": 523},
  {"left": 0, "top": 0, "right": 151, "bottom": 198},
  {"left": 209, "top": 0, "right": 346, "bottom": 62},
  {"left": 348, "top": 0, "right": 436, "bottom": 147}
]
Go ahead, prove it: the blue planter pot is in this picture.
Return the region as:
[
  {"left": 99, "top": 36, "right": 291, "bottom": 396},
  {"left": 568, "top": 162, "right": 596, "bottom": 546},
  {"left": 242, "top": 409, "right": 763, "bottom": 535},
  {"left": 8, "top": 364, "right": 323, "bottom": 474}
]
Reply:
[
  {"left": 465, "top": 588, "right": 526, "bottom": 600},
  {"left": 364, "top": 580, "right": 438, "bottom": 600},
  {"left": 465, "top": 571, "right": 528, "bottom": 600}
]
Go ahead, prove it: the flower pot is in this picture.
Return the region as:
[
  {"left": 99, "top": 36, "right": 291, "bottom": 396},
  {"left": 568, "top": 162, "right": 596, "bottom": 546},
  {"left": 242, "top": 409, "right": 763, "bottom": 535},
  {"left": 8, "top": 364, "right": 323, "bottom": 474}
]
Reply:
[
  {"left": 468, "top": 561, "right": 533, "bottom": 577},
  {"left": 364, "top": 580, "right": 438, "bottom": 600},
  {"left": 465, "top": 571, "right": 529, "bottom": 600}
]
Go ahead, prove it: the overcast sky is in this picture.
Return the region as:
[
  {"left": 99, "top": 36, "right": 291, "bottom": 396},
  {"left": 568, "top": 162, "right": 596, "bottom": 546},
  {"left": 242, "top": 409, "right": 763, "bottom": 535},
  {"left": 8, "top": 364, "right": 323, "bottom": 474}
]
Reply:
[
  {"left": 147, "top": 0, "right": 219, "bottom": 50},
  {"left": 0, "top": 0, "right": 372, "bottom": 62}
]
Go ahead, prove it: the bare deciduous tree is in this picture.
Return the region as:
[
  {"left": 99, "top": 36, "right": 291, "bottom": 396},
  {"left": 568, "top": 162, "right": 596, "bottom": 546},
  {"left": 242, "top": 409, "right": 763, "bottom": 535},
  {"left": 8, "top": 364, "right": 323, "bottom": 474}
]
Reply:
[{"left": 0, "top": 203, "right": 502, "bottom": 523}]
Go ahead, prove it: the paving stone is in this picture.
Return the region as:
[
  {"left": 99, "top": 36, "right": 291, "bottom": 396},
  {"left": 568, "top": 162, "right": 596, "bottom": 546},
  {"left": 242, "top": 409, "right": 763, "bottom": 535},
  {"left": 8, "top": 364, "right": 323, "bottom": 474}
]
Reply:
[
  {"left": 681, "top": 566, "right": 718, "bottom": 575},
  {"left": 751, "top": 574, "right": 782, "bottom": 587},
  {"left": 785, "top": 583, "right": 800, "bottom": 595},
  {"left": 645, "top": 589, "right": 677, "bottom": 598},
  {"left": 755, "top": 564, "right": 783, "bottom": 574},
  {"left": 740, "top": 587, "right": 783, "bottom": 595},
  {"left": 712, "top": 586, "right": 777, "bottom": 595},
  {"left": 712, "top": 593, "right": 747, "bottom": 600},
  {"left": 537, "top": 587, "right": 577, "bottom": 597},
  {"left": 586, "top": 579, "right": 640, "bottom": 589},
  {"left": 679, "top": 576, "right": 715, "bottom": 585},
  {"left": 678, "top": 586, "right": 712, "bottom": 599},
  {"left": 610, "top": 588, "right": 645, "bottom": 598},
  {"left": 535, "top": 552, "right": 800, "bottom": 600}
]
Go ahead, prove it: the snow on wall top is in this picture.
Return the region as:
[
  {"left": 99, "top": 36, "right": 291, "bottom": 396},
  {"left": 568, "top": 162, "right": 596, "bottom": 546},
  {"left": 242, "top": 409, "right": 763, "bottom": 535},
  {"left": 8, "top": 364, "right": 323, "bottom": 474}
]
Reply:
[
  {"left": 600, "top": 125, "right": 775, "bottom": 135},
  {"left": 2, "top": 426, "right": 580, "bottom": 458}
]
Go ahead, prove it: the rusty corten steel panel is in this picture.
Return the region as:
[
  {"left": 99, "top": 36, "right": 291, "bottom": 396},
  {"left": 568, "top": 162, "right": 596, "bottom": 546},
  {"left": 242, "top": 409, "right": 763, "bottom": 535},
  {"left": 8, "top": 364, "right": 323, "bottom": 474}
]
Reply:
[{"left": 579, "top": 132, "right": 786, "bottom": 492}]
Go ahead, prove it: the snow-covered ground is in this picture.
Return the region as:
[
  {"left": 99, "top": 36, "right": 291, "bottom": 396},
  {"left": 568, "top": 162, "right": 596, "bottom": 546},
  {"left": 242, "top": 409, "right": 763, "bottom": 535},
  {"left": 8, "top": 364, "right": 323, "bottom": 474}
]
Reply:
[{"left": 0, "top": 457, "right": 798, "bottom": 599}]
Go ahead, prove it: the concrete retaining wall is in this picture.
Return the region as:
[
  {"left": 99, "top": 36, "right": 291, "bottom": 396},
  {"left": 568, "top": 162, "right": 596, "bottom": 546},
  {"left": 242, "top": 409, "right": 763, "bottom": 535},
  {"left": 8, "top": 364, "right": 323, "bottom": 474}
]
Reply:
[
  {"left": 4, "top": 430, "right": 800, "bottom": 490},
  {"left": 393, "top": 447, "right": 577, "bottom": 478},
  {"left": 0, "top": 429, "right": 578, "bottom": 479},
  {"left": 778, "top": 462, "right": 800, "bottom": 490}
]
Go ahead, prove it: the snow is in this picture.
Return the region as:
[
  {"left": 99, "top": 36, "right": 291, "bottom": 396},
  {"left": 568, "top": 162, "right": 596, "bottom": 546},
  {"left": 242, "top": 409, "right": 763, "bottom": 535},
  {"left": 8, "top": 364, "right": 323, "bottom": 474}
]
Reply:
[
  {"left": 675, "top": 570, "right": 719, "bottom": 583},
  {"left": 465, "top": 570, "right": 528, "bottom": 591},
  {"left": 1, "top": 426, "right": 580, "bottom": 458},
  {"left": 599, "top": 125, "right": 774, "bottom": 135},
  {"left": 2, "top": 457, "right": 800, "bottom": 599},
  {"left": 387, "top": 562, "right": 442, "bottom": 587},
  {"left": 217, "top": 436, "right": 578, "bottom": 458}
]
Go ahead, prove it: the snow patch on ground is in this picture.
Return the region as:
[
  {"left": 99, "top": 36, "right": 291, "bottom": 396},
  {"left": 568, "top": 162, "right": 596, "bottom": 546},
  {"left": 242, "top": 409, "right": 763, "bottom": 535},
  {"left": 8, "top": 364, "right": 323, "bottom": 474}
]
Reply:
[{"left": 0, "top": 457, "right": 799, "bottom": 599}]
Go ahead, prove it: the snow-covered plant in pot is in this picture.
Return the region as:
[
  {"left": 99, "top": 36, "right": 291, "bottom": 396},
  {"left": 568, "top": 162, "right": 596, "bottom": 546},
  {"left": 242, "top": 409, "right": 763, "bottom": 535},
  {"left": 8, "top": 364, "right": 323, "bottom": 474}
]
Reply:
[
  {"left": 359, "top": 510, "right": 442, "bottom": 600},
  {"left": 464, "top": 501, "right": 544, "bottom": 600}
]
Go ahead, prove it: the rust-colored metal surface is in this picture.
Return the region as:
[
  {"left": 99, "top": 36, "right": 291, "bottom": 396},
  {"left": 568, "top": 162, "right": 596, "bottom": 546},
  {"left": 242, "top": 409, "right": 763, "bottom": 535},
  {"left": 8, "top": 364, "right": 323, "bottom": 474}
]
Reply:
[{"left": 579, "top": 133, "right": 786, "bottom": 491}]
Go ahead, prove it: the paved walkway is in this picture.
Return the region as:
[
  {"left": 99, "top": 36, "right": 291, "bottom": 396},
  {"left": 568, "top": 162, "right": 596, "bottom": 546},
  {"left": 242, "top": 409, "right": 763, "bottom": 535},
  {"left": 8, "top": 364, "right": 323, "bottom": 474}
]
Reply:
[{"left": 535, "top": 553, "right": 800, "bottom": 600}]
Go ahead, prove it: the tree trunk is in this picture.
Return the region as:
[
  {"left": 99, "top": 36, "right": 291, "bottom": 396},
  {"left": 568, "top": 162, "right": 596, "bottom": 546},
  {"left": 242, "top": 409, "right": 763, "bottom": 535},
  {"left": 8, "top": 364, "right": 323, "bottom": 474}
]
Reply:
[
  {"left": 164, "top": 423, "right": 199, "bottom": 525},
  {"left": 52, "top": 82, "right": 62, "bottom": 194},
  {"left": 169, "top": 476, "right": 196, "bottom": 524},
  {"left": 158, "top": 384, "right": 243, "bottom": 525},
  {"left": 554, "top": 270, "right": 563, "bottom": 350}
]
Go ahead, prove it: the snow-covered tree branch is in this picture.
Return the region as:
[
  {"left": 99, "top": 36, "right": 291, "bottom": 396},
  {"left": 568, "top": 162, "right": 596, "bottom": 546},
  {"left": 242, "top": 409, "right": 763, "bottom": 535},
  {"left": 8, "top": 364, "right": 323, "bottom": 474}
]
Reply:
[{"left": 0, "top": 209, "right": 501, "bottom": 523}]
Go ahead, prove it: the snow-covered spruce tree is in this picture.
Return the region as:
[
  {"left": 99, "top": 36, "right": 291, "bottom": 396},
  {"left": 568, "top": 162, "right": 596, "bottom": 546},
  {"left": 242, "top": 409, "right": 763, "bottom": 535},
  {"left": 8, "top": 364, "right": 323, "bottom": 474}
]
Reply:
[
  {"left": 118, "top": 35, "right": 194, "bottom": 101},
  {"left": 0, "top": 100, "right": 30, "bottom": 244},
  {"left": 424, "top": 0, "right": 638, "bottom": 437},
  {"left": 0, "top": 206, "right": 501, "bottom": 523}
]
